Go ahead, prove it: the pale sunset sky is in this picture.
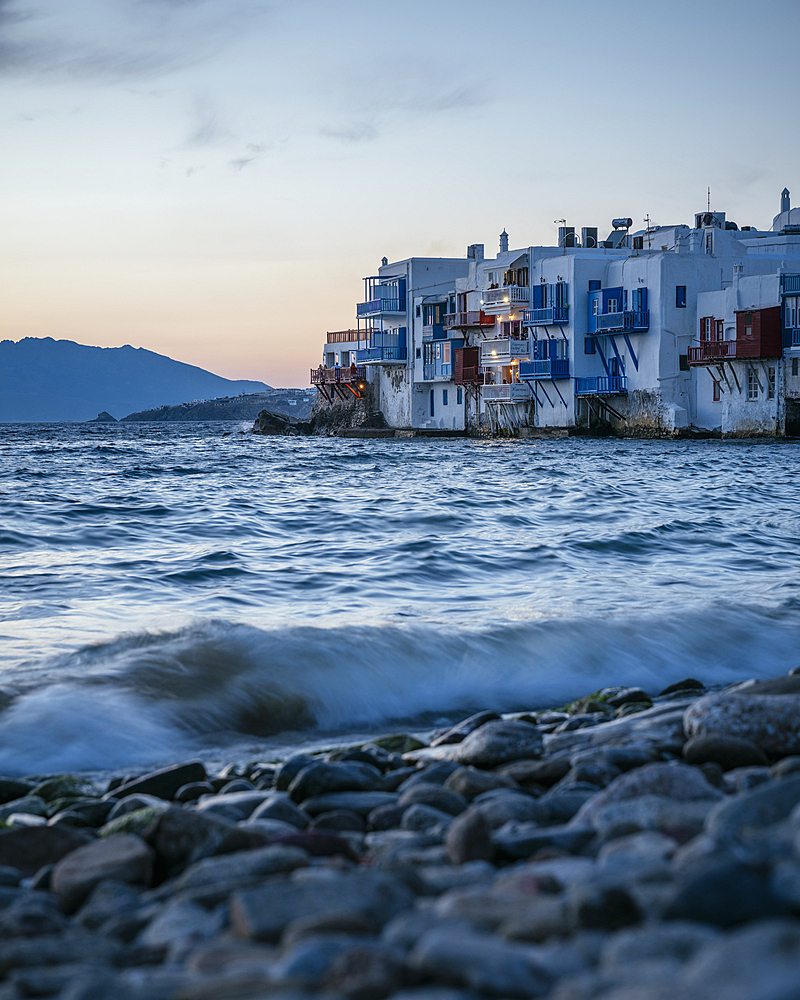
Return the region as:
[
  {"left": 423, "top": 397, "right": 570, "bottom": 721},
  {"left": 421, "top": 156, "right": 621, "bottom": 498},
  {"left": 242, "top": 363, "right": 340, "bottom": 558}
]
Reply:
[{"left": 1, "top": 0, "right": 798, "bottom": 387}]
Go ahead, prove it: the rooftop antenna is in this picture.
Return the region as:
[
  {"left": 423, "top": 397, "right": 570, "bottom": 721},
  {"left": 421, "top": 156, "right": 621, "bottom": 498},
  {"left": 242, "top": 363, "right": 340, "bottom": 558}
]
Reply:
[
  {"left": 708, "top": 187, "right": 711, "bottom": 213},
  {"left": 643, "top": 214, "right": 652, "bottom": 250}
]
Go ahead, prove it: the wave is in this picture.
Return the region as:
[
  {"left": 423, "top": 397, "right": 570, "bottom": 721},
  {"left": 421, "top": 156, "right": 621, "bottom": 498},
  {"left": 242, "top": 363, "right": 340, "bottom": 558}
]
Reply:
[{"left": 0, "top": 606, "right": 798, "bottom": 776}]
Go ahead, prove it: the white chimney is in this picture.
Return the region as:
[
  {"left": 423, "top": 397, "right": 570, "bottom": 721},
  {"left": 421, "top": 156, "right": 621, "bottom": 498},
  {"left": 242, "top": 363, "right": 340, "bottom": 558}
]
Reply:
[{"left": 499, "top": 230, "right": 509, "bottom": 253}]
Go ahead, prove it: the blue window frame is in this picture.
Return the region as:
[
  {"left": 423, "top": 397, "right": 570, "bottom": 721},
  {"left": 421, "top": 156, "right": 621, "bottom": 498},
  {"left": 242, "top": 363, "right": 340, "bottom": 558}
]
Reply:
[
  {"left": 457, "top": 387, "right": 463, "bottom": 405},
  {"left": 676, "top": 285, "right": 687, "bottom": 308},
  {"left": 443, "top": 389, "right": 448, "bottom": 406},
  {"left": 589, "top": 280, "right": 601, "bottom": 291},
  {"left": 584, "top": 337, "right": 596, "bottom": 354},
  {"left": 429, "top": 389, "right": 434, "bottom": 417}
]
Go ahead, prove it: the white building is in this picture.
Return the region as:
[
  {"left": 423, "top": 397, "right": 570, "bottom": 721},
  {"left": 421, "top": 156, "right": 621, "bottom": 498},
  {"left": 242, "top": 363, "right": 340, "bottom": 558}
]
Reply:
[{"left": 313, "top": 188, "right": 800, "bottom": 437}]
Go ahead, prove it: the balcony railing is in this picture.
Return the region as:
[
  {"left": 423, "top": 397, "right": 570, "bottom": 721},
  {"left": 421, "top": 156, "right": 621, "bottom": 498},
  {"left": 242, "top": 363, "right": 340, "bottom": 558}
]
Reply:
[
  {"left": 687, "top": 341, "right": 737, "bottom": 365},
  {"left": 356, "top": 297, "right": 404, "bottom": 316},
  {"left": 422, "top": 363, "right": 452, "bottom": 381},
  {"left": 326, "top": 330, "right": 359, "bottom": 344},
  {"left": 311, "top": 366, "right": 367, "bottom": 385},
  {"left": 783, "top": 275, "right": 800, "bottom": 294},
  {"left": 522, "top": 306, "right": 569, "bottom": 326},
  {"left": 422, "top": 323, "right": 447, "bottom": 341},
  {"left": 482, "top": 286, "right": 531, "bottom": 307},
  {"left": 518, "top": 359, "right": 570, "bottom": 380},
  {"left": 594, "top": 310, "right": 650, "bottom": 333},
  {"left": 481, "top": 383, "right": 531, "bottom": 402},
  {"left": 444, "top": 311, "right": 496, "bottom": 329},
  {"left": 575, "top": 376, "right": 628, "bottom": 395},
  {"left": 792, "top": 329, "right": 800, "bottom": 347},
  {"left": 480, "top": 338, "right": 530, "bottom": 364}
]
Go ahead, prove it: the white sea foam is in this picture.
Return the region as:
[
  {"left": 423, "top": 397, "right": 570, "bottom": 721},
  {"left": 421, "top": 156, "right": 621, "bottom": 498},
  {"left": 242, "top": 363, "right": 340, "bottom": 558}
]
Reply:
[{"left": 0, "top": 607, "right": 796, "bottom": 775}]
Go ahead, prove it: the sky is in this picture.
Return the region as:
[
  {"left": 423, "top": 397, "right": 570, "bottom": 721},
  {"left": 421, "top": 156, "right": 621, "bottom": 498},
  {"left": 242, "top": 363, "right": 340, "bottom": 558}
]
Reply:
[{"left": 1, "top": 0, "right": 798, "bottom": 388}]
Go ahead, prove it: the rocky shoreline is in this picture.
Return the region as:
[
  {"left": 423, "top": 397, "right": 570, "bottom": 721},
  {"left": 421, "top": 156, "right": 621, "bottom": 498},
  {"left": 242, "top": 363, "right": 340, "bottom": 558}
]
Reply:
[{"left": 2, "top": 674, "right": 800, "bottom": 998}]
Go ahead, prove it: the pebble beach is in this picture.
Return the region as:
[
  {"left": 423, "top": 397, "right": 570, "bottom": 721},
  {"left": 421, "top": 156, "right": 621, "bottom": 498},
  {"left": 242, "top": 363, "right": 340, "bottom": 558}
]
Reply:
[{"left": 2, "top": 672, "right": 800, "bottom": 999}]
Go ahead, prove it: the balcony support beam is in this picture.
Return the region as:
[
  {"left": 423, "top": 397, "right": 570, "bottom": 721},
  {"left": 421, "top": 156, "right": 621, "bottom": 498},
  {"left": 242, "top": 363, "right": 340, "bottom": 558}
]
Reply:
[
  {"left": 552, "top": 380, "right": 567, "bottom": 407},
  {"left": 623, "top": 333, "right": 639, "bottom": 372},
  {"left": 538, "top": 382, "right": 554, "bottom": 407},
  {"left": 595, "top": 339, "right": 610, "bottom": 377}
]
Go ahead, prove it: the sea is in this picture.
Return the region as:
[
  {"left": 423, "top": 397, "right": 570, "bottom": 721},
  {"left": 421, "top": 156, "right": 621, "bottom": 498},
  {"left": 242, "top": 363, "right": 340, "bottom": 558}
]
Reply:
[{"left": 1, "top": 421, "right": 799, "bottom": 779}]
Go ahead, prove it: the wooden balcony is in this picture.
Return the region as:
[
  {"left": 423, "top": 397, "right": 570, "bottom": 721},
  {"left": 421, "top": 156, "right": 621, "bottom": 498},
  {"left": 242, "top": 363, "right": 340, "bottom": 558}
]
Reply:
[
  {"left": 687, "top": 342, "right": 737, "bottom": 365},
  {"left": 444, "top": 311, "right": 496, "bottom": 329},
  {"left": 326, "top": 330, "right": 359, "bottom": 344}
]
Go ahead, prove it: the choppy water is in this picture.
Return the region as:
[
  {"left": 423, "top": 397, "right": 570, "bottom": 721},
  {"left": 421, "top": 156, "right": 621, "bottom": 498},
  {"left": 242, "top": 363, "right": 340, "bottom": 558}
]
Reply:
[{"left": 1, "top": 421, "right": 799, "bottom": 776}]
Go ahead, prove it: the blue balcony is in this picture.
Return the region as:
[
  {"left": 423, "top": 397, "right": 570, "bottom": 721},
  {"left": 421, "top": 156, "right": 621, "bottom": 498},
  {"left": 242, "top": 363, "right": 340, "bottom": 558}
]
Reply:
[
  {"left": 594, "top": 310, "right": 649, "bottom": 334},
  {"left": 423, "top": 362, "right": 452, "bottom": 381},
  {"left": 518, "top": 358, "right": 570, "bottom": 380},
  {"left": 793, "top": 329, "right": 800, "bottom": 347},
  {"left": 575, "top": 376, "right": 628, "bottom": 395},
  {"left": 422, "top": 323, "right": 447, "bottom": 341},
  {"left": 782, "top": 274, "right": 800, "bottom": 294},
  {"left": 356, "top": 330, "right": 407, "bottom": 364},
  {"left": 357, "top": 297, "right": 404, "bottom": 317},
  {"left": 522, "top": 306, "right": 569, "bottom": 326}
]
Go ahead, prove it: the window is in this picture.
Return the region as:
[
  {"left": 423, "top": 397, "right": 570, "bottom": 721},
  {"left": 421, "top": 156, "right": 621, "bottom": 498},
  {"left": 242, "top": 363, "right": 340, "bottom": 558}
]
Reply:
[
  {"left": 589, "top": 280, "right": 601, "bottom": 291},
  {"left": 607, "top": 299, "right": 618, "bottom": 313},
  {"left": 748, "top": 371, "right": 759, "bottom": 400},
  {"left": 443, "top": 389, "right": 448, "bottom": 406},
  {"left": 429, "top": 389, "right": 435, "bottom": 416},
  {"left": 585, "top": 337, "right": 596, "bottom": 355},
  {"left": 679, "top": 354, "right": 689, "bottom": 371},
  {"left": 592, "top": 299, "right": 599, "bottom": 316},
  {"left": 457, "top": 387, "right": 463, "bottom": 405},
  {"left": 705, "top": 232, "right": 713, "bottom": 255},
  {"left": 416, "top": 348, "right": 421, "bottom": 359},
  {"left": 713, "top": 380, "right": 721, "bottom": 402},
  {"left": 793, "top": 358, "right": 799, "bottom": 377},
  {"left": 786, "top": 296, "right": 799, "bottom": 329},
  {"left": 768, "top": 367, "right": 776, "bottom": 399},
  {"left": 716, "top": 320, "right": 724, "bottom": 341},
  {"left": 416, "top": 305, "right": 421, "bottom": 317},
  {"left": 701, "top": 317, "right": 713, "bottom": 342},
  {"left": 676, "top": 286, "right": 687, "bottom": 308}
]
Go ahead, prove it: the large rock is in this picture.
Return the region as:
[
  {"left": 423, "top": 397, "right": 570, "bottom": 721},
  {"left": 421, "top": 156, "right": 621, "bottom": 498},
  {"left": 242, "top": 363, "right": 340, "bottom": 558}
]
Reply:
[
  {"left": 287, "top": 761, "right": 384, "bottom": 802},
  {"left": 0, "top": 826, "right": 93, "bottom": 877},
  {"left": 194, "top": 791, "right": 269, "bottom": 822},
  {"left": 445, "top": 808, "right": 494, "bottom": 864},
  {"left": 51, "top": 835, "right": 154, "bottom": 911},
  {"left": 430, "top": 711, "right": 502, "bottom": 747},
  {"left": 398, "top": 783, "right": 468, "bottom": 817},
  {"left": 684, "top": 677, "right": 800, "bottom": 757},
  {"left": 230, "top": 869, "right": 414, "bottom": 942},
  {"left": 105, "top": 761, "right": 206, "bottom": 802},
  {"left": 143, "top": 805, "right": 270, "bottom": 876},
  {"left": 174, "top": 844, "right": 309, "bottom": 896},
  {"left": 248, "top": 792, "right": 310, "bottom": 828},
  {"left": 252, "top": 408, "right": 295, "bottom": 435},
  {"left": 454, "top": 721, "right": 543, "bottom": 768},
  {"left": 299, "top": 791, "right": 398, "bottom": 817},
  {"left": 704, "top": 773, "right": 800, "bottom": 843},
  {"left": 410, "top": 927, "right": 554, "bottom": 997},
  {"left": 682, "top": 734, "right": 768, "bottom": 770}
]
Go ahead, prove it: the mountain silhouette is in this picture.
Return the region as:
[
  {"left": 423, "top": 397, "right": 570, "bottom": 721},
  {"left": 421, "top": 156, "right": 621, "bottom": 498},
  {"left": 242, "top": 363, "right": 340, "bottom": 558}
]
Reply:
[{"left": 0, "top": 338, "right": 271, "bottom": 421}]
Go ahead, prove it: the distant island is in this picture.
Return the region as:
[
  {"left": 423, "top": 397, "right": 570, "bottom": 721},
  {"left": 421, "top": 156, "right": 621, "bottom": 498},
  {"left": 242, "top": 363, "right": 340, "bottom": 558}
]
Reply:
[
  {"left": 121, "top": 389, "right": 314, "bottom": 422},
  {"left": 0, "top": 337, "right": 272, "bottom": 422}
]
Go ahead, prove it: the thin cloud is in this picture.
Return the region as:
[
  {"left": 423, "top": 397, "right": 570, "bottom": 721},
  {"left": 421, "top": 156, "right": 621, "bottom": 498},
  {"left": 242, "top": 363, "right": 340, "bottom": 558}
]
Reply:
[
  {"left": 321, "top": 121, "right": 378, "bottom": 143},
  {"left": 0, "top": 0, "right": 271, "bottom": 82}
]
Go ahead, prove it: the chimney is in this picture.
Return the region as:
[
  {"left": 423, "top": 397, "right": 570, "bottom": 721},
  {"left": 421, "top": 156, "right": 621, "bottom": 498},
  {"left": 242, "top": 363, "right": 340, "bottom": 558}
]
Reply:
[
  {"left": 732, "top": 261, "right": 744, "bottom": 310},
  {"left": 782, "top": 188, "right": 791, "bottom": 214},
  {"left": 499, "top": 230, "right": 509, "bottom": 253},
  {"left": 467, "top": 244, "right": 484, "bottom": 261}
]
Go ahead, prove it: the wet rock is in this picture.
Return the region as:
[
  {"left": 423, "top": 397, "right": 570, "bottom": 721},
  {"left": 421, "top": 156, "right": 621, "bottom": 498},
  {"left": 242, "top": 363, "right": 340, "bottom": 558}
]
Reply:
[
  {"left": 659, "top": 678, "right": 704, "bottom": 697},
  {"left": 274, "top": 753, "right": 316, "bottom": 791},
  {"left": 0, "top": 795, "right": 47, "bottom": 822},
  {"left": 368, "top": 803, "right": 407, "bottom": 831},
  {"left": 288, "top": 761, "right": 385, "bottom": 803},
  {"left": 52, "top": 834, "right": 154, "bottom": 911},
  {"left": 322, "top": 941, "right": 409, "bottom": 999},
  {"left": 683, "top": 734, "right": 768, "bottom": 770},
  {"left": 33, "top": 775, "right": 97, "bottom": 802},
  {"left": 682, "top": 918, "right": 800, "bottom": 1000},
  {"left": 261, "top": 828, "right": 359, "bottom": 860},
  {"left": 398, "top": 783, "right": 467, "bottom": 817},
  {"left": 0, "top": 779, "right": 34, "bottom": 805},
  {"left": 494, "top": 823, "right": 595, "bottom": 860},
  {"left": 553, "top": 714, "right": 606, "bottom": 733},
  {"left": 374, "top": 734, "right": 427, "bottom": 754},
  {"left": 684, "top": 677, "right": 800, "bottom": 756},
  {"left": 608, "top": 688, "right": 652, "bottom": 708},
  {"left": 106, "top": 794, "right": 170, "bottom": 823},
  {"left": 230, "top": 869, "right": 414, "bottom": 942},
  {"left": 142, "top": 805, "right": 271, "bottom": 876},
  {"left": 173, "top": 844, "right": 309, "bottom": 895},
  {"left": 76, "top": 880, "right": 143, "bottom": 930},
  {"left": 299, "top": 791, "right": 398, "bottom": 817},
  {"left": 429, "top": 711, "right": 501, "bottom": 747},
  {"left": 218, "top": 778, "right": 256, "bottom": 793},
  {"left": 283, "top": 911, "right": 376, "bottom": 948},
  {"left": 398, "top": 762, "right": 462, "bottom": 792},
  {"left": 195, "top": 790, "right": 269, "bottom": 822},
  {"left": 545, "top": 701, "right": 691, "bottom": 757},
  {"left": 499, "top": 756, "right": 573, "bottom": 789},
  {"left": 99, "top": 806, "right": 168, "bottom": 839},
  {"left": 174, "top": 781, "right": 215, "bottom": 803},
  {"left": 454, "top": 720, "right": 543, "bottom": 768},
  {"left": 600, "top": 920, "right": 719, "bottom": 970},
  {"left": 0, "top": 894, "right": 70, "bottom": 937},
  {"left": 411, "top": 927, "right": 554, "bottom": 997},
  {"left": 664, "top": 857, "right": 791, "bottom": 927},
  {"left": 444, "top": 808, "right": 493, "bottom": 864},
  {"left": 6, "top": 812, "right": 47, "bottom": 827},
  {"left": 444, "top": 766, "right": 516, "bottom": 801},
  {"left": 249, "top": 792, "right": 310, "bottom": 828},
  {"left": 0, "top": 825, "right": 93, "bottom": 877},
  {"left": 402, "top": 804, "right": 452, "bottom": 833},
  {"left": 310, "top": 809, "right": 366, "bottom": 833},
  {"left": 472, "top": 791, "right": 544, "bottom": 828},
  {"left": 706, "top": 773, "right": 800, "bottom": 843},
  {"left": 561, "top": 759, "right": 621, "bottom": 789},
  {"left": 104, "top": 760, "right": 206, "bottom": 802},
  {"left": 382, "top": 768, "right": 418, "bottom": 792}
]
